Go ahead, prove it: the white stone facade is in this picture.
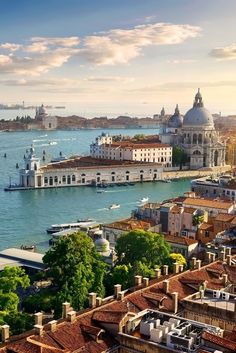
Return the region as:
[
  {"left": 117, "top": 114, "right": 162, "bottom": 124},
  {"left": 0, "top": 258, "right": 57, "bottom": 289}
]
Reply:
[{"left": 90, "top": 134, "right": 172, "bottom": 167}]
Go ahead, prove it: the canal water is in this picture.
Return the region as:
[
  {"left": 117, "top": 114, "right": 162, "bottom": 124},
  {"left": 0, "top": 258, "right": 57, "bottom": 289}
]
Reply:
[{"left": 0, "top": 129, "right": 191, "bottom": 252}]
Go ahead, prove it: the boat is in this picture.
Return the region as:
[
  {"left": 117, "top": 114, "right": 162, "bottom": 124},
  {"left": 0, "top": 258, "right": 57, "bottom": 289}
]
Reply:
[
  {"left": 51, "top": 156, "right": 67, "bottom": 163},
  {"left": 77, "top": 218, "right": 94, "bottom": 223},
  {"left": 96, "top": 189, "right": 106, "bottom": 193},
  {"left": 139, "top": 197, "right": 149, "bottom": 203},
  {"left": 48, "top": 141, "right": 57, "bottom": 146},
  {"left": 46, "top": 220, "right": 94, "bottom": 234},
  {"left": 108, "top": 204, "right": 120, "bottom": 210},
  {"left": 20, "top": 245, "right": 36, "bottom": 252},
  {"left": 163, "top": 179, "right": 172, "bottom": 183}
]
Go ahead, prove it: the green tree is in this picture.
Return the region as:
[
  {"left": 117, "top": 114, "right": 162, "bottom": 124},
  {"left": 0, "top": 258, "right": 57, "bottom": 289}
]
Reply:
[
  {"left": 0, "top": 266, "right": 30, "bottom": 313},
  {"left": 3, "top": 313, "right": 34, "bottom": 335},
  {"left": 43, "top": 232, "right": 107, "bottom": 311},
  {"left": 112, "top": 264, "right": 132, "bottom": 289},
  {"left": 169, "top": 253, "right": 187, "bottom": 271},
  {"left": 115, "top": 230, "right": 170, "bottom": 269},
  {"left": 172, "top": 146, "right": 188, "bottom": 169},
  {"left": 133, "top": 134, "right": 145, "bottom": 141}
]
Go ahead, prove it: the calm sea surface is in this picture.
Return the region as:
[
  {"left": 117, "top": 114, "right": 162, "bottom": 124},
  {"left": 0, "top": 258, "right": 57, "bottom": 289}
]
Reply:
[{"left": 0, "top": 128, "right": 191, "bottom": 252}]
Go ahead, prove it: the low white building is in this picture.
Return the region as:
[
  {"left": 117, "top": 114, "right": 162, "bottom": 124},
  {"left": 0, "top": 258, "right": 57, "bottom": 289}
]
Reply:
[
  {"left": 90, "top": 133, "right": 172, "bottom": 167},
  {"left": 17, "top": 147, "right": 163, "bottom": 189}
]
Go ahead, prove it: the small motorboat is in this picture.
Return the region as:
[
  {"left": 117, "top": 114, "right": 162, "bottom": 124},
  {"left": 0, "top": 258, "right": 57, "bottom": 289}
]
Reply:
[
  {"left": 139, "top": 197, "right": 149, "bottom": 203},
  {"left": 163, "top": 179, "right": 172, "bottom": 183},
  {"left": 109, "top": 204, "right": 120, "bottom": 210},
  {"left": 96, "top": 189, "right": 106, "bottom": 193},
  {"left": 20, "top": 245, "right": 36, "bottom": 252}
]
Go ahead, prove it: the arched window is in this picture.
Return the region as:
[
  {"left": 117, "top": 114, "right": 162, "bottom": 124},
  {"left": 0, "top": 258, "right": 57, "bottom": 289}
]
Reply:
[
  {"left": 214, "top": 150, "right": 218, "bottom": 166},
  {"left": 193, "top": 133, "right": 197, "bottom": 144},
  {"left": 81, "top": 173, "right": 86, "bottom": 177},
  {"left": 67, "top": 175, "right": 71, "bottom": 184},
  {"left": 44, "top": 177, "right": 48, "bottom": 184},
  {"left": 198, "top": 134, "right": 202, "bottom": 144},
  {"left": 111, "top": 171, "right": 115, "bottom": 175},
  {"left": 126, "top": 171, "right": 130, "bottom": 174},
  {"left": 96, "top": 172, "right": 101, "bottom": 175},
  {"left": 193, "top": 150, "right": 201, "bottom": 155},
  {"left": 62, "top": 175, "right": 66, "bottom": 183},
  {"left": 34, "top": 163, "right": 37, "bottom": 171},
  {"left": 54, "top": 176, "right": 58, "bottom": 183},
  {"left": 26, "top": 164, "right": 29, "bottom": 170},
  {"left": 49, "top": 176, "right": 53, "bottom": 186},
  {"left": 140, "top": 170, "right": 144, "bottom": 173},
  {"left": 72, "top": 175, "right": 76, "bottom": 182}
]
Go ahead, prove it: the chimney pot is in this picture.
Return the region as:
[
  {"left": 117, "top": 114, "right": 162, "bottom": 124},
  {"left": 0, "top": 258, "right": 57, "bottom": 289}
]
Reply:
[
  {"left": 225, "top": 247, "right": 231, "bottom": 256},
  {"left": 34, "top": 312, "right": 43, "bottom": 326},
  {"left": 211, "top": 253, "right": 216, "bottom": 262},
  {"left": 154, "top": 268, "right": 161, "bottom": 279},
  {"left": 222, "top": 274, "right": 228, "bottom": 286},
  {"left": 226, "top": 255, "right": 232, "bottom": 266},
  {"left": 34, "top": 324, "right": 43, "bottom": 336},
  {"left": 114, "top": 284, "right": 122, "bottom": 299},
  {"left": 67, "top": 310, "right": 76, "bottom": 323},
  {"left": 173, "top": 262, "right": 179, "bottom": 274},
  {"left": 96, "top": 297, "right": 102, "bottom": 307},
  {"left": 1, "top": 325, "right": 9, "bottom": 342},
  {"left": 62, "top": 302, "right": 71, "bottom": 319},
  {"left": 179, "top": 264, "right": 184, "bottom": 272},
  {"left": 206, "top": 252, "right": 211, "bottom": 264},
  {"left": 191, "top": 257, "right": 197, "bottom": 269},
  {"left": 163, "top": 279, "right": 169, "bottom": 294},
  {"left": 196, "top": 259, "right": 201, "bottom": 269},
  {"left": 143, "top": 277, "right": 149, "bottom": 287},
  {"left": 134, "top": 275, "right": 142, "bottom": 286},
  {"left": 117, "top": 291, "right": 124, "bottom": 301},
  {"left": 163, "top": 265, "right": 168, "bottom": 276},
  {"left": 48, "top": 320, "right": 57, "bottom": 332},
  {"left": 220, "top": 250, "right": 226, "bottom": 262},
  {"left": 171, "top": 292, "right": 178, "bottom": 314},
  {"left": 89, "top": 292, "right": 97, "bottom": 308}
]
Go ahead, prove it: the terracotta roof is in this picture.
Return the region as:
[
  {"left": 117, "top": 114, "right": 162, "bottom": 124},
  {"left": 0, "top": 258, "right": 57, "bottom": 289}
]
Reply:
[
  {"left": 104, "top": 218, "right": 154, "bottom": 231},
  {"left": 104, "top": 142, "right": 170, "bottom": 149},
  {"left": 42, "top": 156, "right": 162, "bottom": 171},
  {"left": 92, "top": 310, "right": 128, "bottom": 324},
  {"left": 183, "top": 197, "right": 234, "bottom": 210},
  {"left": 165, "top": 235, "right": 198, "bottom": 246},
  {"left": 199, "top": 223, "right": 213, "bottom": 230},
  {"left": 184, "top": 207, "right": 197, "bottom": 214},
  {"left": 202, "top": 331, "right": 236, "bottom": 351},
  {"left": 214, "top": 214, "right": 235, "bottom": 222}
]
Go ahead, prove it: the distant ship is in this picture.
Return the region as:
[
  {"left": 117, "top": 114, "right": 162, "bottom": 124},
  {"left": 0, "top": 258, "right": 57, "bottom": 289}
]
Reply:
[{"left": 55, "top": 106, "right": 66, "bottom": 109}]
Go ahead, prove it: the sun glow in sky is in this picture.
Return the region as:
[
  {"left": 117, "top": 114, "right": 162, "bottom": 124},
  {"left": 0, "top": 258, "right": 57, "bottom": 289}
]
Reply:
[{"left": 0, "top": 0, "right": 236, "bottom": 115}]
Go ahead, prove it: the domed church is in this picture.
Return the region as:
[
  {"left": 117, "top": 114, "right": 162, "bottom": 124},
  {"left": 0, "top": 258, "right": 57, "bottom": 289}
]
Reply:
[{"left": 180, "top": 89, "right": 226, "bottom": 169}]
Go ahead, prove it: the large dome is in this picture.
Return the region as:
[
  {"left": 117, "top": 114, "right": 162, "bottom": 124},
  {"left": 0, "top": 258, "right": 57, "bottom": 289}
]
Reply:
[
  {"left": 168, "top": 104, "right": 183, "bottom": 128},
  {"left": 183, "top": 89, "right": 214, "bottom": 128}
]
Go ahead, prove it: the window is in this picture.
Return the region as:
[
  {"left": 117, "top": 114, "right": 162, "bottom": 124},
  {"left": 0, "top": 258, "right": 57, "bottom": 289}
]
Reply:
[
  {"left": 62, "top": 175, "right": 66, "bottom": 183},
  {"left": 54, "top": 176, "right": 58, "bottom": 183},
  {"left": 49, "top": 176, "right": 53, "bottom": 186},
  {"left": 72, "top": 175, "right": 76, "bottom": 182},
  {"left": 44, "top": 177, "right": 48, "bottom": 184}
]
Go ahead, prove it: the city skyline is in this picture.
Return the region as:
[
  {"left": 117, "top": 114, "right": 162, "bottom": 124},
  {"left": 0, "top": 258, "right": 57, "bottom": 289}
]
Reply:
[{"left": 1, "top": 0, "right": 236, "bottom": 115}]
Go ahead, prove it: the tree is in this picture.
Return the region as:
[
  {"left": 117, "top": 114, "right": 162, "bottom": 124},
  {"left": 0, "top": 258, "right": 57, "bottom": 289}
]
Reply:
[
  {"left": 0, "top": 266, "right": 30, "bottom": 313},
  {"left": 172, "top": 146, "right": 188, "bottom": 169},
  {"left": 112, "top": 264, "right": 132, "bottom": 289},
  {"left": 43, "top": 232, "right": 107, "bottom": 311},
  {"left": 169, "top": 253, "right": 187, "bottom": 271},
  {"left": 115, "top": 230, "right": 170, "bottom": 269},
  {"left": 133, "top": 134, "right": 145, "bottom": 141}
]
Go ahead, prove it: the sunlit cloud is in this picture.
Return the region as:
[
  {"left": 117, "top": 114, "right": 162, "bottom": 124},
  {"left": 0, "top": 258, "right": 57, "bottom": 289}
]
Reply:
[{"left": 209, "top": 43, "right": 236, "bottom": 60}]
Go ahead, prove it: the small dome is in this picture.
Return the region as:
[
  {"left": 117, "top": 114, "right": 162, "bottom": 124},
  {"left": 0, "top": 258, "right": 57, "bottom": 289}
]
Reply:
[
  {"left": 168, "top": 104, "right": 183, "bottom": 128},
  {"left": 95, "top": 237, "right": 110, "bottom": 252},
  {"left": 183, "top": 89, "right": 214, "bottom": 128},
  {"left": 38, "top": 104, "right": 47, "bottom": 116}
]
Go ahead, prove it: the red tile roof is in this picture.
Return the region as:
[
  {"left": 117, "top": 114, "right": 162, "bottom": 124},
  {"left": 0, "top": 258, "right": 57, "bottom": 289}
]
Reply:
[{"left": 202, "top": 331, "right": 236, "bottom": 351}]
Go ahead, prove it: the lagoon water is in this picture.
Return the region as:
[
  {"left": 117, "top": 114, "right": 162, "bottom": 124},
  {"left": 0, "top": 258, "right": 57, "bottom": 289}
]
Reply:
[{"left": 0, "top": 128, "right": 191, "bottom": 252}]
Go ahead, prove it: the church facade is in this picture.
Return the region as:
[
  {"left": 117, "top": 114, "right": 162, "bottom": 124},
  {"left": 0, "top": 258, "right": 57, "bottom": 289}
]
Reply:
[{"left": 161, "top": 90, "right": 226, "bottom": 170}]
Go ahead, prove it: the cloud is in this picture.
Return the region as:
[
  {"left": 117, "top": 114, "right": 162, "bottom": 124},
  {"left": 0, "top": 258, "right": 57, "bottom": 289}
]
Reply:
[
  {"left": 0, "top": 23, "right": 200, "bottom": 75},
  {"left": 0, "top": 43, "right": 22, "bottom": 51},
  {"left": 166, "top": 59, "right": 196, "bottom": 64},
  {"left": 85, "top": 76, "right": 134, "bottom": 83},
  {"left": 209, "top": 43, "right": 236, "bottom": 60},
  {"left": 79, "top": 23, "right": 201, "bottom": 65},
  {"left": 0, "top": 78, "right": 78, "bottom": 86}
]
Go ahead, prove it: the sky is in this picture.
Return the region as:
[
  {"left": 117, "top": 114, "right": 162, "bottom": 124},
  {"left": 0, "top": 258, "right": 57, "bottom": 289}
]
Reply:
[{"left": 0, "top": 0, "right": 236, "bottom": 116}]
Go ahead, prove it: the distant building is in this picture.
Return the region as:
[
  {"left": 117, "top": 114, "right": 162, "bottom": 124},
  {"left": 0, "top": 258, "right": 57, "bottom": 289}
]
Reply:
[
  {"left": 35, "top": 104, "right": 57, "bottom": 130},
  {"left": 90, "top": 133, "right": 172, "bottom": 168}
]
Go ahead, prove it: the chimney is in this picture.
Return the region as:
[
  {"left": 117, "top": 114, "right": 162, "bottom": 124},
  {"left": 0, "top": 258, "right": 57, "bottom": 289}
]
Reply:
[
  {"left": 154, "top": 268, "right": 161, "bottom": 279},
  {"left": 143, "top": 277, "right": 149, "bottom": 287},
  {"left": 172, "top": 292, "right": 178, "bottom": 314},
  {"left": 67, "top": 310, "right": 76, "bottom": 323},
  {"left": 206, "top": 252, "right": 211, "bottom": 263},
  {"left": 34, "top": 324, "right": 43, "bottom": 336},
  {"left": 117, "top": 291, "right": 124, "bottom": 301},
  {"left": 211, "top": 253, "right": 216, "bottom": 262},
  {"left": 225, "top": 247, "right": 231, "bottom": 256},
  {"left": 1, "top": 325, "right": 9, "bottom": 342},
  {"left": 163, "top": 265, "right": 169, "bottom": 276},
  {"left": 220, "top": 250, "right": 226, "bottom": 262},
  {"left": 89, "top": 293, "right": 97, "bottom": 308},
  {"left": 196, "top": 259, "right": 201, "bottom": 270},
  {"left": 226, "top": 255, "right": 232, "bottom": 266},
  {"left": 200, "top": 289, "right": 205, "bottom": 299},
  {"left": 34, "top": 312, "right": 43, "bottom": 326},
  {"left": 191, "top": 257, "right": 197, "bottom": 269},
  {"left": 173, "top": 262, "right": 179, "bottom": 274},
  {"left": 179, "top": 264, "right": 184, "bottom": 272},
  {"left": 134, "top": 275, "right": 142, "bottom": 286},
  {"left": 114, "top": 284, "right": 122, "bottom": 299},
  {"left": 96, "top": 297, "right": 102, "bottom": 307},
  {"left": 48, "top": 320, "right": 57, "bottom": 332},
  {"left": 62, "top": 302, "right": 70, "bottom": 318},
  {"left": 222, "top": 274, "right": 228, "bottom": 286},
  {"left": 163, "top": 279, "right": 169, "bottom": 294}
]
